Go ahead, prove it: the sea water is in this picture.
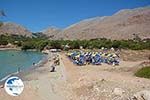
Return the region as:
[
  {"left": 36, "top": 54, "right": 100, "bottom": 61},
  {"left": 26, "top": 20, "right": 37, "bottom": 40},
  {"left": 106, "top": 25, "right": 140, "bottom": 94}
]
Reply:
[{"left": 0, "top": 50, "right": 45, "bottom": 80}]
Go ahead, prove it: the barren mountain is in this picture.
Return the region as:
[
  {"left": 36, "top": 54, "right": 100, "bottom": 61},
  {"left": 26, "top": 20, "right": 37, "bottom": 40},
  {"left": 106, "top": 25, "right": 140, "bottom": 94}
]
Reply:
[
  {"left": 0, "top": 22, "right": 32, "bottom": 37},
  {"left": 59, "top": 6, "right": 150, "bottom": 40},
  {"left": 1, "top": 6, "right": 149, "bottom": 40},
  {"left": 42, "top": 27, "right": 62, "bottom": 39}
]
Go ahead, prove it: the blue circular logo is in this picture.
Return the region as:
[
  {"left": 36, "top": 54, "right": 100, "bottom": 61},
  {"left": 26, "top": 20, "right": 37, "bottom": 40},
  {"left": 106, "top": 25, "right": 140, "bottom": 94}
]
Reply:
[{"left": 4, "top": 76, "right": 24, "bottom": 96}]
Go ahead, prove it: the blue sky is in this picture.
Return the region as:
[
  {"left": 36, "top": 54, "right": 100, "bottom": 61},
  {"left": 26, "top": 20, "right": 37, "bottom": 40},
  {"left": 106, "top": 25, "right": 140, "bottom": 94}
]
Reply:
[{"left": 0, "top": 0, "right": 150, "bottom": 32}]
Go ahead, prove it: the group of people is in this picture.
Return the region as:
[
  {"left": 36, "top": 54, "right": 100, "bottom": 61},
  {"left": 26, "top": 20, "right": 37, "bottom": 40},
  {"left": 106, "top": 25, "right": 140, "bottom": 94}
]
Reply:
[
  {"left": 67, "top": 50, "right": 120, "bottom": 66},
  {"left": 50, "top": 54, "right": 60, "bottom": 72}
]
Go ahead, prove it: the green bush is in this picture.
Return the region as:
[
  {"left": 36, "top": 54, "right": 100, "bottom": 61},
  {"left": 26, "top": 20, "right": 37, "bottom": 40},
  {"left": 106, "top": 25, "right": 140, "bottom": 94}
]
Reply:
[
  {"left": 49, "top": 40, "right": 62, "bottom": 49},
  {"left": 0, "top": 21, "right": 3, "bottom": 27},
  {"left": 69, "top": 40, "right": 80, "bottom": 49},
  {"left": 112, "top": 40, "right": 121, "bottom": 48},
  {"left": 135, "top": 66, "right": 150, "bottom": 79},
  {"left": 0, "top": 39, "right": 8, "bottom": 45},
  {"left": 36, "top": 40, "right": 48, "bottom": 51},
  {"left": 21, "top": 41, "right": 35, "bottom": 50}
]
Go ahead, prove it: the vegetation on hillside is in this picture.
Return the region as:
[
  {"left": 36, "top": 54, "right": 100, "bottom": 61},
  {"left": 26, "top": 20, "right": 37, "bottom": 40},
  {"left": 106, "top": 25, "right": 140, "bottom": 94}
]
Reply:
[
  {"left": 135, "top": 66, "right": 150, "bottom": 79},
  {"left": 0, "top": 21, "right": 3, "bottom": 27},
  {"left": 0, "top": 34, "right": 150, "bottom": 51}
]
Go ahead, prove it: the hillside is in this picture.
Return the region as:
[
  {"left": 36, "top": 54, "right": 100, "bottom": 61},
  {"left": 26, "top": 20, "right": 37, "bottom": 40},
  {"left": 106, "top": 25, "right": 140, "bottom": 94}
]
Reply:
[
  {"left": 42, "top": 27, "right": 62, "bottom": 39},
  {"left": 58, "top": 6, "right": 150, "bottom": 40},
  {"left": 0, "top": 22, "right": 32, "bottom": 37},
  {"left": 0, "top": 6, "right": 150, "bottom": 40}
]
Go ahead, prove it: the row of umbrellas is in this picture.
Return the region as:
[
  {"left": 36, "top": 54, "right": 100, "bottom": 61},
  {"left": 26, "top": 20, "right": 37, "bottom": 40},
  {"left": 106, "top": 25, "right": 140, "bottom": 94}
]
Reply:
[{"left": 67, "top": 50, "right": 120, "bottom": 66}]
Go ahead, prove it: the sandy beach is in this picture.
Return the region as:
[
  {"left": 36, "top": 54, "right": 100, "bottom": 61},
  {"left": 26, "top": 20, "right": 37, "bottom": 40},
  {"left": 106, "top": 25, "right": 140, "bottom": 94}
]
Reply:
[
  {"left": 0, "top": 51, "right": 150, "bottom": 100},
  {"left": 0, "top": 1, "right": 150, "bottom": 99}
]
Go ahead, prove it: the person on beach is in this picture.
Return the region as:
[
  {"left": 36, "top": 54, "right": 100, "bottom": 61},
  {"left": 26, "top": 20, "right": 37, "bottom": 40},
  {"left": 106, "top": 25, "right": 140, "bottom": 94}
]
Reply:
[
  {"left": 54, "top": 57, "right": 60, "bottom": 65},
  {"left": 53, "top": 54, "right": 60, "bottom": 65},
  {"left": 50, "top": 63, "right": 56, "bottom": 72}
]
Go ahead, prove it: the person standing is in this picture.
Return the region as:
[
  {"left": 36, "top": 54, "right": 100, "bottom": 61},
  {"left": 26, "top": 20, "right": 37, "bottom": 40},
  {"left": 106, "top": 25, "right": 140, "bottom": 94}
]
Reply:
[{"left": 50, "top": 63, "right": 56, "bottom": 72}]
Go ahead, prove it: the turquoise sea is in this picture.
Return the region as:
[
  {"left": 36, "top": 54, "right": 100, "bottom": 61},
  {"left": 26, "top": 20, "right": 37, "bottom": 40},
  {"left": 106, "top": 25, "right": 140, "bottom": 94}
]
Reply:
[{"left": 0, "top": 50, "right": 45, "bottom": 80}]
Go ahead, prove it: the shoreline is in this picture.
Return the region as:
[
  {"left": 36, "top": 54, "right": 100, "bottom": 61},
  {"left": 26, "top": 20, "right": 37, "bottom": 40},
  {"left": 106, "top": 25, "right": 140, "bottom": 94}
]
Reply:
[
  {"left": 18, "top": 53, "right": 49, "bottom": 79},
  {"left": 0, "top": 50, "right": 49, "bottom": 85},
  {"left": 0, "top": 47, "right": 39, "bottom": 51},
  {"left": 0, "top": 47, "right": 21, "bottom": 51}
]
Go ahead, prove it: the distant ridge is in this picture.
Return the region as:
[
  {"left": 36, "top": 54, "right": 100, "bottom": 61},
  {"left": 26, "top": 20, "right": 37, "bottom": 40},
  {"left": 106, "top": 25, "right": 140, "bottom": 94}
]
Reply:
[
  {"left": 0, "top": 22, "right": 32, "bottom": 37},
  {"left": 0, "top": 6, "right": 150, "bottom": 40},
  {"left": 57, "top": 6, "right": 150, "bottom": 40}
]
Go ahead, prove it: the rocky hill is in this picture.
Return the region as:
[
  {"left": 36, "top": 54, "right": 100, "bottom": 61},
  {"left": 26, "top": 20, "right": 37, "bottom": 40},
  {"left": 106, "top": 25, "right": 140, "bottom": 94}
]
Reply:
[
  {"left": 58, "top": 6, "right": 150, "bottom": 40},
  {"left": 1, "top": 6, "right": 149, "bottom": 40},
  {"left": 0, "top": 22, "right": 32, "bottom": 37},
  {"left": 42, "top": 27, "right": 62, "bottom": 39}
]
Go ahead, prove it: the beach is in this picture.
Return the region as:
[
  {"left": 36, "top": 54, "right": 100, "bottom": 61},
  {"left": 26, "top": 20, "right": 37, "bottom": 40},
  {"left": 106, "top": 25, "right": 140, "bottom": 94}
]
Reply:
[
  {"left": 0, "top": 1, "right": 150, "bottom": 99},
  {"left": 0, "top": 50, "right": 150, "bottom": 100}
]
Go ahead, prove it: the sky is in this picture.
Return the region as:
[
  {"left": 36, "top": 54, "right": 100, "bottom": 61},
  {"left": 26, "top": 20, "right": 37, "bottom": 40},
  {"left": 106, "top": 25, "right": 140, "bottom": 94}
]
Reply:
[{"left": 0, "top": 0, "right": 150, "bottom": 32}]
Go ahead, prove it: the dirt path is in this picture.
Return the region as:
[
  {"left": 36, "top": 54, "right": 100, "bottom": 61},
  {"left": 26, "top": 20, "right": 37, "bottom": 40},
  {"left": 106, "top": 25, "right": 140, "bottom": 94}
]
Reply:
[{"left": 60, "top": 53, "right": 81, "bottom": 82}]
